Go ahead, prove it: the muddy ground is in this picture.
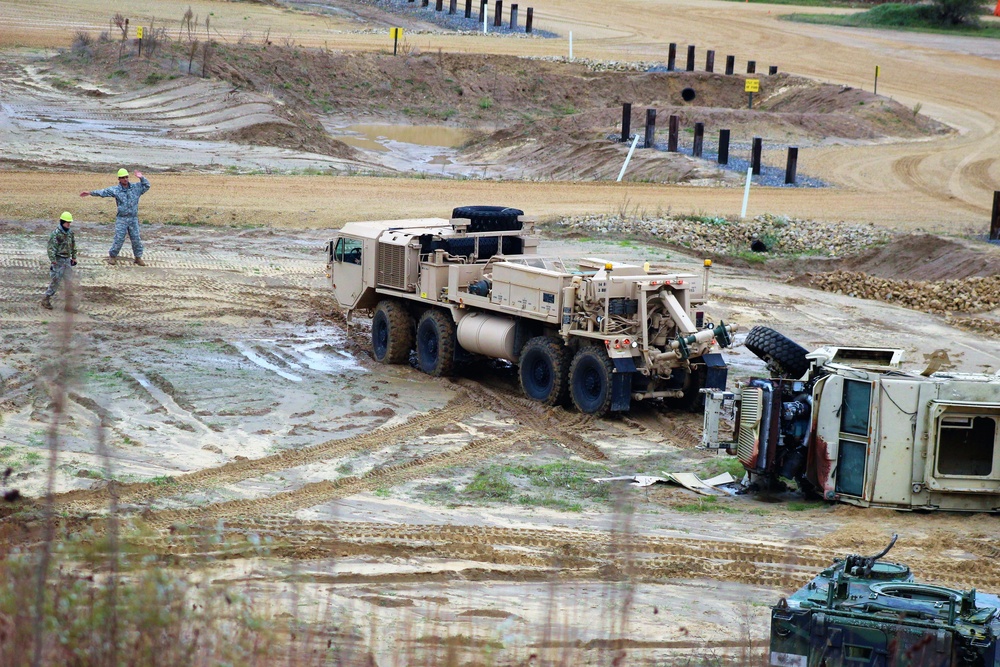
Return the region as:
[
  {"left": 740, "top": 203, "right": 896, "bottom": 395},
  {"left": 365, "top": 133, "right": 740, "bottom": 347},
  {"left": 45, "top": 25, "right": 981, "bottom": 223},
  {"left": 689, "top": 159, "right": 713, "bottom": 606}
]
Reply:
[
  {"left": 3, "top": 218, "right": 1000, "bottom": 663},
  {"left": 2, "top": 0, "right": 1000, "bottom": 662}
]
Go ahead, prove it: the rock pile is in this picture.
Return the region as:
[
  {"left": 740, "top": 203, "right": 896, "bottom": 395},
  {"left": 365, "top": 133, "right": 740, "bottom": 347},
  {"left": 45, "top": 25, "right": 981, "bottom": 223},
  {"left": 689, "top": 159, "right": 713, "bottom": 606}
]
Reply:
[
  {"left": 812, "top": 271, "right": 1000, "bottom": 314},
  {"left": 558, "top": 213, "right": 891, "bottom": 258}
]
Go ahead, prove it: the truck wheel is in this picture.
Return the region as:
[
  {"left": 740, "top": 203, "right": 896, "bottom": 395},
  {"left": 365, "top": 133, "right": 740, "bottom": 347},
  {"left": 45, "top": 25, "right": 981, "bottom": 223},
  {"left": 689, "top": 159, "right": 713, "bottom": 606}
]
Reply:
[
  {"left": 569, "top": 347, "right": 615, "bottom": 415},
  {"left": 519, "top": 336, "right": 570, "bottom": 406},
  {"left": 416, "top": 309, "right": 456, "bottom": 377},
  {"left": 744, "top": 326, "right": 810, "bottom": 379},
  {"left": 372, "top": 300, "right": 414, "bottom": 364}
]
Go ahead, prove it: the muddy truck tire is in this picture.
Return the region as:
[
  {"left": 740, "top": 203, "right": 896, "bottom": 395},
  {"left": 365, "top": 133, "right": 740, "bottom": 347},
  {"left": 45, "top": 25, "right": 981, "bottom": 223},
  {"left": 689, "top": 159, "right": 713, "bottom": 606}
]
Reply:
[
  {"left": 372, "top": 300, "right": 414, "bottom": 364},
  {"left": 519, "top": 336, "right": 571, "bottom": 406},
  {"left": 569, "top": 346, "right": 616, "bottom": 415},
  {"left": 744, "top": 326, "right": 810, "bottom": 379},
  {"left": 416, "top": 308, "right": 457, "bottom": 377}
]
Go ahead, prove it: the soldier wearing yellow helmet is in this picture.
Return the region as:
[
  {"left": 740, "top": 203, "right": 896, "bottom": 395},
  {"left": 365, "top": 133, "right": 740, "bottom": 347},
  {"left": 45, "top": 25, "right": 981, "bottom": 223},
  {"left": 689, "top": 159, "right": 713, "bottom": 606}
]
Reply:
[
  {"left": 41, "top": 211, "right": 78, "bottom": 310},
  {"left": 81, "top": 167, "right": 151, "bottom": 266}
]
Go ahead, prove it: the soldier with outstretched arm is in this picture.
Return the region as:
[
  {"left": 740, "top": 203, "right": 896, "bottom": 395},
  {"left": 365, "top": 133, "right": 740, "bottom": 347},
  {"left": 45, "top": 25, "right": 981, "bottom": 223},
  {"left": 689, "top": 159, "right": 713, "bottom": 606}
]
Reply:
[{"left": 80, "top": 168, "right": 150, "bottom": 266}]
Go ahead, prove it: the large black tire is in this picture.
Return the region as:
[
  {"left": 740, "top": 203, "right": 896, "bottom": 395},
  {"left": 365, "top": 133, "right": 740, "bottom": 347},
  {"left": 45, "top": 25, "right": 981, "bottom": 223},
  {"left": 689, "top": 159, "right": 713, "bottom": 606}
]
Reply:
[
  {"left": 372, "top": 300, "right": 414, "bottom": 364},
  {"left": 744, "top": 326, "right": 810, "bottom": 379},
  {"left": 569, "top": 347, "right": 616, "bottom": 416},
  {"left": 519, "top": 336, "right": 571, "bottom": 406},
  {"left": 451, "top": 206, "right": 524, "bottom": 233},
  {"left": 416, "top": 309, "right": 456, "bottom": 377}
]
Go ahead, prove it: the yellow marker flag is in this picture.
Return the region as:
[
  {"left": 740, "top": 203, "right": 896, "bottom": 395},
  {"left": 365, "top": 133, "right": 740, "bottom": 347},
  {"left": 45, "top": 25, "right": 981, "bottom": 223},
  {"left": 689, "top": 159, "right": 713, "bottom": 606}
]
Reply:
[{"left": 136, "top": 26, "right": 144, "bottom": 39}]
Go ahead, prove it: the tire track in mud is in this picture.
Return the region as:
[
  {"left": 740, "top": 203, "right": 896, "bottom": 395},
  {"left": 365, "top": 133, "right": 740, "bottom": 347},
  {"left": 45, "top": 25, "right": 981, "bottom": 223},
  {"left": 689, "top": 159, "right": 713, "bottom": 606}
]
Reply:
[
  {"left": 457, "top": 379, "right": 606, "bottom": 461},
  {"left": 53, "top": 395, "right": 480, "bottom": 512},
  {"left": 151, "top": 518, "right": 1000, "bottom": 592},
  {"left": 145, "top": 433, "right": 525, "bottom": 528},
  {"left": 960, "top": 158, "right": 998, "bottom": 192}
]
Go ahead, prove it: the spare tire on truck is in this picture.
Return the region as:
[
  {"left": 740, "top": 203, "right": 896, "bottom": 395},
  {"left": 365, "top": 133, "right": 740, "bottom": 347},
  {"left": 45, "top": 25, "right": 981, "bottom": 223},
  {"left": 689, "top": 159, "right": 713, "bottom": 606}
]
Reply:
[
  {"left": 744, "top": 326, "right": 810, "bottom": 379},
  {"left": 451, "top": 206, "right": 524, "bottom": 233}
]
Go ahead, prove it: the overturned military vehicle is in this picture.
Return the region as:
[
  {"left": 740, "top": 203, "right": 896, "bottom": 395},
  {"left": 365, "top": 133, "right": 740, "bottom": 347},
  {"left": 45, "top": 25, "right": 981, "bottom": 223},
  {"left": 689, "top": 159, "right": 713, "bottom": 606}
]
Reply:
[{"left": 702, "top": 326, "right": 1000, "bottom": 512}]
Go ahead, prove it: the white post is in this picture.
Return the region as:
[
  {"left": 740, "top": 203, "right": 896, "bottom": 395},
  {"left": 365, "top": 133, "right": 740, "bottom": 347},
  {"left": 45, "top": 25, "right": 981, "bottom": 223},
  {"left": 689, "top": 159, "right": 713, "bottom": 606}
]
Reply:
[
  {"left": 740, "top": 167, "right": 752, "bottom": 219},
  {"left": 569, "top": 31, "right": 573, "bottom": 60},
  {"left": 483, "top": 4, "right": 487, "bottom": 33},
  {"left": 617, "top": 134, "right": 641, "bottom": 182}
]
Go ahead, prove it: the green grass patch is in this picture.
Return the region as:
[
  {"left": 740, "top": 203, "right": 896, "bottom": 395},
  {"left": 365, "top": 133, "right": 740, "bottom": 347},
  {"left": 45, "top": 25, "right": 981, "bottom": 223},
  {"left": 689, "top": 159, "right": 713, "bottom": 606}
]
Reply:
[
  {"left": 674, "top": 496, "right": 739, "bottom": 513},
  {"left": 784, "top": 4, "right": 1000, "bottom": 38},
  {"left": 463, "top": 467, "right": 515, "bottom": 500},
  {"left": 517, "top": 495, "right": 584, "bottom": 512},
  {"left": 787, "top": 501, "right": 828, "bottom": 512}
]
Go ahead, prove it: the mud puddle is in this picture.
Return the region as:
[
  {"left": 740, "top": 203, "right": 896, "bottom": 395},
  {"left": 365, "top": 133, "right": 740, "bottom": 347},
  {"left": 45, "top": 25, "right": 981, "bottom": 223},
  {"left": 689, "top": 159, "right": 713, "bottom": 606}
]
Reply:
[{"left": 326, "top": 120, "right": 481, "bottom": 175}]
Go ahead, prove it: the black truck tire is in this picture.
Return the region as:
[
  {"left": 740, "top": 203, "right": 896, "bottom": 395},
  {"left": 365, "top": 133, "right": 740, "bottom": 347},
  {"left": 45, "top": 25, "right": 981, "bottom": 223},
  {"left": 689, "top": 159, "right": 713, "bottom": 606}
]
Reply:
[
  {"left": 519, "top": 336, "right": 571, "bottom": 406},
  {"left": 569, "top": 347, "right": 616, "bottom": 416},
  {"left": 451, "top": 206, "right": 524, "bottom": 233},
  {"left": 416, "top": 309, "right": 456, "bottom": 377},
  {"left": 744, "top": 326, "right": 810, "bottom": 379},
  {"left": 372, "top": 300, "right": 414, "bottom": 364}
]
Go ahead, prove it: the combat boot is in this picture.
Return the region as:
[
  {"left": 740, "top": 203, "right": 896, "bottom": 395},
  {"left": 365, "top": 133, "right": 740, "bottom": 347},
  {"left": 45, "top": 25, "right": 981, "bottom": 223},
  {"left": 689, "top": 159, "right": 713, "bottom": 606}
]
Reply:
[
  {"left": 40, "top": 296, "right": 52, "bottom": 310},
  {"left": 134, "top": 258, "right": 147, "bottom": 266},
  {"left": 107, "top": 255, "right": 117, "bottom": 266}
]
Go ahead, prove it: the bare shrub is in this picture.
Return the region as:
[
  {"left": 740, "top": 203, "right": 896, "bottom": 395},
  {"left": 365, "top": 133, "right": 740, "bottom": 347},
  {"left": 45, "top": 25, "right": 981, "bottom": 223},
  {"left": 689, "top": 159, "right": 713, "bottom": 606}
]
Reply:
[
  {"left": 180, "top": 6, "right": 194, "bottom": 41},
  {"left": 71, "top": 31, "right": 93, "bottom": 55},
  {"left": 187, "top": 39, "right": 199, "bottom": 74},
  {"left": 112, "top": 13, "right": 128, "bottom": 39}
]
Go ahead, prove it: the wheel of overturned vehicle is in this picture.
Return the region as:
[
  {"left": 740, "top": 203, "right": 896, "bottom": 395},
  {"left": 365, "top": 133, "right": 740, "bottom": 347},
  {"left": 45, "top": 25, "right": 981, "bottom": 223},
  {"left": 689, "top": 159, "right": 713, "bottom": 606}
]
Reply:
[
  {"left": 569, "top": 347, "right": 615, "bottom": 416},
  {"left": 744, "top": 326, "right": 810, "bottom": 379},
  {"left": 451, "top": 205, "right": 525, "bottom": 233},
  {"left": 372, "top": 300, "right": 414, "bottom": 364},
  {"left": 416, "top": 309, "right": 456, "bottom": 377},
  {"left": 519, "top": 336, "right": 571, "bottom": 406}
]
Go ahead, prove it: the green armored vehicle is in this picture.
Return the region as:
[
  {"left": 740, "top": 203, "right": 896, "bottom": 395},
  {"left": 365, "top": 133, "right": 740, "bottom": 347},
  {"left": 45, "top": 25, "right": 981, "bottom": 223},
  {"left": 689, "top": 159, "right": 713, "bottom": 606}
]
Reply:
[{"left": 771, "top": 537, "right": 1000, "bottom": 666}]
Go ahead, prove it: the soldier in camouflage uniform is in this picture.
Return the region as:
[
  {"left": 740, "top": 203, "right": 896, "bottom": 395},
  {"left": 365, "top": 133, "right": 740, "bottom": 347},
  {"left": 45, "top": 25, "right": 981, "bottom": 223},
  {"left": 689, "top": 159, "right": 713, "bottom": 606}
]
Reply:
[
  {"left": 41, "top": 211, "right": 78, "bottom": 310},
  {"left": 80, "top": 168, "right": 150, "bottom": 266}
]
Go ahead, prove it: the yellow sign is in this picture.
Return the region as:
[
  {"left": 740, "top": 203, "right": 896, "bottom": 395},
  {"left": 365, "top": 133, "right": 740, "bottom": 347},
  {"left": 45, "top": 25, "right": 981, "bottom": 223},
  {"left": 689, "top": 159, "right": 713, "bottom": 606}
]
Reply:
[
  {"left": 745, "top": 79, "right": 760, "bottom": 93},
  {"left": 390, "top": 28, "right": 403, "bottom": 39},
  {"left": 136, "top": 26, "right": 143, "bottom": 39}
]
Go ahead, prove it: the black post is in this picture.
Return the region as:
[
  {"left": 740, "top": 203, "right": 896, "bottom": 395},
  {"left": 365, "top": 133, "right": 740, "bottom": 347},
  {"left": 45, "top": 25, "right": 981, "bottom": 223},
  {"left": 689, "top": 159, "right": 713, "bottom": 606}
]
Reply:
[
  {"left": 644, "top": 109, "right": 657, "bottom": 149},
  {"left": 693, "top": 122, "right": 704, "bottom": 157},
  {"left": 621, "top": 103, "right": 632, "bottom": 142},
  {"left": 450, "top": 0, "right": 457, "bottom": 14},
  {"left": 718, "top": 129, "right": 730, "bottom": 165},
  {"left": 510, "top": 3, "right": 517, "bottom": 28},
  {"left": 686, "top": 44, "right": 695, "bottom": 72},
  {"left": 479, "top": 0, "right": 487, "bottom": 22},
  {"left": 769, "top": 65, "right": 778, "bottom": 75},
  {"left": 465, "top": 0, "right": 472, "bottom": 17},
  {"left": 494, "top": 0, "right": 502, "bottom": 26},
  {"left": 751, "top": 137, "right": 762, "bottom": 175},
  {"left": 525, "top": 7, "right": 533, "bottom": 32},
  {"left": 423, "top": 0, "right": 429, "bottom": 7},
  {"left": 991, "top": 191, "right": 1000, "bottom": 240},
  {"left": 785, "top": 147, "right": 799, "bottom": 185},
  {"left": 436, "top": 0, "right": 442, "bottom": 11},
  {"left": 725, "top": 55, "right": 735, "bottom": 76},
  {"left": 705, "top": 50, "right": 715, "bottom": 73},
  {"left": 667, "top": 43, "right": 676, "bottom": 71},
  {"left": 747, "top": 60, "right": 756, "bottom": 74},
  {"left": 393, "top": 32, "right": 398, "bottom": 55},
  {"left": 668, "top": 114, "right": 679, "bottom": 152}
]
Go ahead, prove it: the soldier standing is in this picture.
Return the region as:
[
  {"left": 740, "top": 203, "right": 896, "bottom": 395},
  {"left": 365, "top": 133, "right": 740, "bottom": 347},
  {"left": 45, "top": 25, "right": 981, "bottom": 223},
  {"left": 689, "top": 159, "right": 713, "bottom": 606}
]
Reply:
[
  {"left": 41, "top": 211, "right": 78, "bottom": 310},
  {"left": 80, "top": 168, "right": 150, "bottom": 266}
]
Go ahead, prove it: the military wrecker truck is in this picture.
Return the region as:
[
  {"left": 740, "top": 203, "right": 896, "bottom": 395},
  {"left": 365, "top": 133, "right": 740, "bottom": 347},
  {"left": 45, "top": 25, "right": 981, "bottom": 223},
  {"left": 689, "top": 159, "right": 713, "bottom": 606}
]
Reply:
[
  {"left": 326, "top": 206, "right": 735, "bottom": 415},
  {"left": 702, "top": 326, "right": 1000, "bottom": 512},
  {"left": 771, "top": 536, "right": 1000, "bottom": 667}
]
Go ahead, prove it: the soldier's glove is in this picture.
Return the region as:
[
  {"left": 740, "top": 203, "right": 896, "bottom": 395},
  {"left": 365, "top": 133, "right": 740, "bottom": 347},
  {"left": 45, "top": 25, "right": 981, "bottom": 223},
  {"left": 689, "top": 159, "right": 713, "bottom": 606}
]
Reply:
[{"left": 71, "top": 260, "right": 77, "bottom": 266}]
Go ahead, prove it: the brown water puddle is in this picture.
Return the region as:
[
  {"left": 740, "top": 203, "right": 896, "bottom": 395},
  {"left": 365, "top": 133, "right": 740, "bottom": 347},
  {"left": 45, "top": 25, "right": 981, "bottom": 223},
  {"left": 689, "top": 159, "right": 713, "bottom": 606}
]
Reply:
[{"left": 332, "top": 124, "right": 472, "bottom": 152}]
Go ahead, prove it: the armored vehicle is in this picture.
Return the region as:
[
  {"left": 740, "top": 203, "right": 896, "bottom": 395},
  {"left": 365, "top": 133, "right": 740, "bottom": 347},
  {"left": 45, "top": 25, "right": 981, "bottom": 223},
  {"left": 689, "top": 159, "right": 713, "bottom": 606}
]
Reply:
[
  {"left": 771, "top": 536, "right": 1000, "bottom": 666},
  {"left": 702, "top": 326, "right": 1000, "bottom": 512},
  {"left": 326, "top": 206, "right": 735, "bottom": 415}
]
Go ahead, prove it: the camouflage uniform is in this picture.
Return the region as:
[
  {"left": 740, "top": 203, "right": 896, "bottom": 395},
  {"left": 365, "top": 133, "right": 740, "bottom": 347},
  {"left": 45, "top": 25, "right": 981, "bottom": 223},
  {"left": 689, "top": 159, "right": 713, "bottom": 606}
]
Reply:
[
  {"left": 89, "top": 175, "right": 150, "bottom": 259},
  {"left": 45, "top": 223, "right": 77, "bottom": 298}
]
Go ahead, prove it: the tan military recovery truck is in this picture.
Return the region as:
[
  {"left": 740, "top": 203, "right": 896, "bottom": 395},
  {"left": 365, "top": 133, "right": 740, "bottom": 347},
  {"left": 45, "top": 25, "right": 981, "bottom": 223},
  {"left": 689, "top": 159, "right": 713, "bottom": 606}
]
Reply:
[
  {"left": 702, "top": 326, "right": 1000, "bottom": 512},
  {"left": 327, "top": 206, "right": 735, "bottom": 415}
]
